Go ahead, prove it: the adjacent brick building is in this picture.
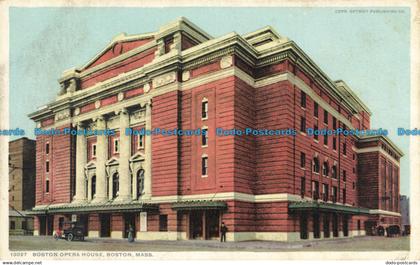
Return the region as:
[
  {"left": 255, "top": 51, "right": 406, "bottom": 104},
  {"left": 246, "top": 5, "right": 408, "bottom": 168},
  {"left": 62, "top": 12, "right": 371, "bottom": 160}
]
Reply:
[
  {"left": 28, "top": 17, "right": 403, "bottom": 241},
  {"left": 9, "top": 137, "right": 36, "bottom": 235}
]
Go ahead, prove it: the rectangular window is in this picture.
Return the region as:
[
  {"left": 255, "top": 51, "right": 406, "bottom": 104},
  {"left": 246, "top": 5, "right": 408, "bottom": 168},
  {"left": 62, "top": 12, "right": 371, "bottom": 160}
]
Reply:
[
  {"left": 300, "top": 117, "right": 306, "bottom": 132},
  {"left": 314, "top": 102, "right": 319, "bottom": 118},
  {"left": 202, "top": 128, "right": 208, "bottom": 146},
  {"left": 312, "top": 181, "right": 319, "bottom": 200},
  {"left": 45, "top": 161, "right": 50, "bottom": 173},
  {"left": 353, "top": 182, "right": 356, "bottom": 190},
  {"left": 343, "top": 170, "right": 347, "bottom": 182},
  {"left": 333, "top": 117, "right": 337, "bottom": 130},
  {"left": 159, "top": 215, "right": 168, "bottom": 232},
  {"left": 22, "top": 220, "right": 27, "bottom": 230},
  {"left": 45, "top": 179, "right": 50, "bottom": 193},
  {"left": 324, "top": 110, "right": 328, "bottom": 124},
  {"left": 138, "top": 135, "right": 144, "bottom": 149},
  {"left": 301, "top": 91, "right": 306, "bottom": 108},
  {"left": 343, "top": 142, "right": 347, "bottom": 155},
  {"left": 300, "top": 152, "right": 306, "bottom": 168},
  {"left": 92, "top": 144, "right": 97, "bottom": 157},
  {"left": 314, "top": 124, "right": 319, "bottom": 140},
  {"left": 333, "top": 137, "right": 337, "bottom": 150},
  {"left": 322, "top": 183, "right": 329, "bottom": 202},
  {"left": 202, "top": 100, "right": 208, "bottom": 119},
  {"left": 202, "top": 156, "right": 208, "bottom": 176},
  {"left": 332, "top": 186, "right": 337, "bottom": 203},
  {"left": 353, "top": 167, "right": 356, "bottom": 174},
  {"left": 323, "top": 134, "right": 328, "bottom": 146},
  {"left": 343, "top": 189, "right": 347, "bottom": 204},
  {"left": 301, "top": 177, "right": 305, "bottom": 197},
  {"left": 45, "top": 143, "right": 50, "bottom": 154},
  {"left": 10, "top": 221, "right": 15, "bottom": 230},
  {"left": 114, "top": 139, "right": 120, "bottom": 154}
]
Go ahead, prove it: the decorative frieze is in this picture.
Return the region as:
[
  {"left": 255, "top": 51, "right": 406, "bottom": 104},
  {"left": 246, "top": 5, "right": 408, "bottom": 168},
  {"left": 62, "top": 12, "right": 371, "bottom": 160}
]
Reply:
[
  {"left": 220, "top": 55, "right": 233, "bottom": 69},
  {"left": 144, "top": 83, "right": 151, "bottom": 93},
  {"left": 74, "top": 107, "right": 80, "bottom": 116},
  {"left": 95, "top": 100, "right": 101, "bottom": 109},
  {"left": 182, "top": 70, "right": 190, "bottom": 81},
  {"left": 55, "top": 109, "right": 71, "bottom": 122},
  {"left": 152, "top": 71, "right": 177, "bottom": 88},
  {"left": 130, "top": 109, "right": 146, "bottom": 125},
  {"left": 117, "top": 92, "right": 124, "bottom": 101}
]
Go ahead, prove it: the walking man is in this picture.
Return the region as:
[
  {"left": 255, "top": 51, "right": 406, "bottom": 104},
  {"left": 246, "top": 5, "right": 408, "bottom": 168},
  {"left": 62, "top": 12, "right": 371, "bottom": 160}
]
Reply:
[
  {"left": 220, "top": 222, "right": 228, "bottom": 242},
  {"left": 127, "top": 224, "right": 135, "bottom": 243}
]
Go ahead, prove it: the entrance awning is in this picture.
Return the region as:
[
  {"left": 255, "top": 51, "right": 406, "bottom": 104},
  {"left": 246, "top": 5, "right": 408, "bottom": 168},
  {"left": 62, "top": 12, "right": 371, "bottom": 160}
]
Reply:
[
  {"left": 29, "top": 201, "right": 159, "bottom": 215},
  {"left": 288, "top": 201, "right": 370, "bottom": 215},
  {"left": 172, "top": 200, "right": 227, "bottom": 211}
]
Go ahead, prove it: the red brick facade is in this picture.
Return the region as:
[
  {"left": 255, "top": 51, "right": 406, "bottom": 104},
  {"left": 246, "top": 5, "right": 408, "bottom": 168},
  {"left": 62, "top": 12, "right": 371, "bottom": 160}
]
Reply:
[{"left": 29, "top": 18, "right": 403, "bottom": 241}]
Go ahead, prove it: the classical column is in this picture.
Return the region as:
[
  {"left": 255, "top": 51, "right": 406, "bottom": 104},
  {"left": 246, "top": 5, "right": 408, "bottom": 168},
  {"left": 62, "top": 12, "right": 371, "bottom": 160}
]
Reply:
[
  {"left": 143, "top": 101, "right": 152, "bottom": 199},
  {"left": 73, "top": 122, "right": 87, "bottom": 203},
  {"left": 93, "top": 115, "right": 108, "bottom": 202},
  {"left": 116, "top": 108, "right": 131, "bottom": 201}
]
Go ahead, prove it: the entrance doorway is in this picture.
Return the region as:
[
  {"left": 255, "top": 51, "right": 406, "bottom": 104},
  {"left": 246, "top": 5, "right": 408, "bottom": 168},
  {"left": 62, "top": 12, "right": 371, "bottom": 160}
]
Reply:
[
  {"left": 100, "top": 214, "right": 111, "bottom": 237},
  {"left": 79, "top": 214, "right": 89, "bottom": 236},
  {"left": 332, "top": 214, "right": 339, "bottom": 237},
  {"left": 188, "top": 210, "right": 220, "bottom": 240},
  {"left": 124, "top": 213, "right": 136, "bottom": 238},
  {"left": 313, "top": 213, "right": 320, "bottom": 238},
  {"left": 47, "top": 215, "right": 54, "bottom": 235},
  {"left": 39, "top": 216, "right": 46, "bottom": 235},
  {"left": 343, "top": 216, "right": 349, "bottom": 237},
  {"left": 300, "top": 213, "right": 308, "bottom": 239},
  {"left": 323, "top": 214, "right": 330, "bottom": 238}
]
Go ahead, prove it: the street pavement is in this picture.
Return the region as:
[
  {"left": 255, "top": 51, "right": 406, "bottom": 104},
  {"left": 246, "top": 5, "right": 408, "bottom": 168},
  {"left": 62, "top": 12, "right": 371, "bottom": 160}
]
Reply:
[{"left": 9, "top": 235, "right": 410, "bottom": 252}]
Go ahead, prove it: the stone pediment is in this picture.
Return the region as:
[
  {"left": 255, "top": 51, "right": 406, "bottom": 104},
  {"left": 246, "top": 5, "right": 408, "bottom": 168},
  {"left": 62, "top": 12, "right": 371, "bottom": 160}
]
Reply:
[
  {"left": 85, "top": 161, "right": 96, "bottom": 169},
  {"left": 106, "top": 157, "right": 119, "bottom": 166},
  {"left": 82, "top": 33, "right": 155, "bottom": 70},
  {"left": 130, "top": 152, "right": 145, "bottom": 162}
]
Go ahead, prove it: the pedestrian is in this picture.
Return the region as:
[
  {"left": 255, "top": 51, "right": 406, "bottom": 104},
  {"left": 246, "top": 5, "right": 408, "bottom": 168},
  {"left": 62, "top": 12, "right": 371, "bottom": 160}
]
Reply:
[
  {"left": 128, "top": 224, "right": 135, "bottom": 243},
  {"left": 220, "top": 222, "right": 228, "bottom": 242}
]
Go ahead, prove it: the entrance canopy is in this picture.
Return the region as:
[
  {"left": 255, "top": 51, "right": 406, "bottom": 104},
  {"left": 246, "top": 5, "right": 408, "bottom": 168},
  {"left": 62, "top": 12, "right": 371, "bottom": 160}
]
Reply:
[
  {"left": 172, "top": 200, "right": 227, "bottom": 211},
  {"left": 288, "top": 201, "right": 370, "bottom": 215},
  {"left": 29, "top": 201, "right": 159, "bottom": 215}
]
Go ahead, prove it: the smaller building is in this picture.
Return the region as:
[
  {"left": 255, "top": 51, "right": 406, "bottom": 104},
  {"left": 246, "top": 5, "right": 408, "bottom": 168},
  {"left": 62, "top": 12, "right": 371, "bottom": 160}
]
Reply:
[
  {"left": 9, "top": 208, "right": 34, "bottom": 235},
  {"left": 400, "top": 195, "right": 410, "bottom": 234},
  {"left": 9, "top": 137, "right": 36, "bottom": 235}
]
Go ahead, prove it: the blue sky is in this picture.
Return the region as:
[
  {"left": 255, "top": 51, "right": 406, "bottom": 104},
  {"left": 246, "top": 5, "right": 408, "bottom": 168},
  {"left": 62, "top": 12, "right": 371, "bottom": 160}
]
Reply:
[{"left": 9, "top": 7, "right": 410, "bottom": 195}]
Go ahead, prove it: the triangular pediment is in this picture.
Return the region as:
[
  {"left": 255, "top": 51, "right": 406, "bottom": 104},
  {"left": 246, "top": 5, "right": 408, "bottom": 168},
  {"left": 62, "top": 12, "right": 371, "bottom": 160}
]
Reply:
[
  {"left": 85, "top": 161, "right": 96, "bottom": 169},
  {"left": 82, "top": 32, "right": 155, "bottom": 70},
  {"left": 130, "top": 152, "right": 145, "bottom": 162},
  {"left": 106, "top": 157, "right": 119, "bottom": 166}
]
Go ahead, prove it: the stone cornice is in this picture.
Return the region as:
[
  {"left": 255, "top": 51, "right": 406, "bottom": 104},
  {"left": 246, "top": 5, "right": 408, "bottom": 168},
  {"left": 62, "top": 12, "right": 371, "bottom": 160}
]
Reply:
[{"left": 30, "top": 24, "right": 371, "bottom": 127}]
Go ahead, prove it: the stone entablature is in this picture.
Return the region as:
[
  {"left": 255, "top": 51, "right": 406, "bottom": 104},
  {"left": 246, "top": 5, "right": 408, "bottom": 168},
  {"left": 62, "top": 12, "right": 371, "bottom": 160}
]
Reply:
[{"left": 29, "top": 18, "right": 370, "bottom": 129}]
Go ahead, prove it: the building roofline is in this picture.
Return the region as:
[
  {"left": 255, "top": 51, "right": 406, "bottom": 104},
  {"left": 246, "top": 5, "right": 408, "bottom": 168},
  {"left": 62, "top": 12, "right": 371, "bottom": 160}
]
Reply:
[
  {"left": 359, "top": 134, "right": 404, "bottom": 157},
  {"left": 335, "top": 80, "right": 372, "bottom": 115},
  {"left": 8, "top": 137, "right": 36, "bottom": 143}
]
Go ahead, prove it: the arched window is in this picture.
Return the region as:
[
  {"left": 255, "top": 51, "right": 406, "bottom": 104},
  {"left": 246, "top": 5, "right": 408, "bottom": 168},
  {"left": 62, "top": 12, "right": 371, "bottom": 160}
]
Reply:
[
  {"left": 137, "top": 169, "right": 145, "bottom": 198},
  {"left": 313, "top": 157, "right": 320, "bottom": 173},
  {"left": 91, "top": 175, "right": 96, "bottom": 199},
  {"left": 322, "top": 162, "right": 329, "bottom": 176},
  {"left": 112, "top": 172, "right": 119, "bottom": 199}
]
